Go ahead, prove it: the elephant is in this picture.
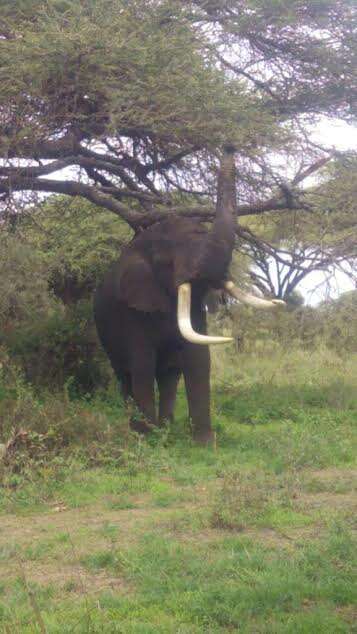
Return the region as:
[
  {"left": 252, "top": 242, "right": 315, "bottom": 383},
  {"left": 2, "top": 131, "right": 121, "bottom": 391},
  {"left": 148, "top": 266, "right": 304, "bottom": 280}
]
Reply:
[{"left": 94, "top": 147, "right": 284, "bottom": 444}]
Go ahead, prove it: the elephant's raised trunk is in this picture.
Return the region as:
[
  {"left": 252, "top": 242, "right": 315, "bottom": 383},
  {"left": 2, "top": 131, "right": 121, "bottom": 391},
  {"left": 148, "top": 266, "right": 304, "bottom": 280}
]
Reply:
[{"left": 209, "top": 146, "right": 237, "bottom": 267}]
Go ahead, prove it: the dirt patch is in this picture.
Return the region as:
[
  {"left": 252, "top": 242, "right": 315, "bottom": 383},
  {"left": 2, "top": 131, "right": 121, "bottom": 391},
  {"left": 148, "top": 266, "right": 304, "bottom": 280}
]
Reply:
[
  {"left": 1, "top": 560, "right": 128, "bottom": 595},
  {"left": 0, "top": 500, "right": 156, "bottom": 594},
  {"left": 298, "top": 490, "right": 357, "bottom": 511},
  {"left": 308, "top": 467, "right": 357, "bottom": 481},
  {"left": 335, "top": 604, "right": 357, "bottom": 626},
  {"left": 0, "top": 504, "right": 154, "bottom": 594},
  {"left": 154, "top": 518, "right": 327, "bottom": 550},
  {"left": 298, "top": 468, "right": 357, "bottom": 515},
  {"left": 0, "top": 502, "right": 152, "bottom": 545}
]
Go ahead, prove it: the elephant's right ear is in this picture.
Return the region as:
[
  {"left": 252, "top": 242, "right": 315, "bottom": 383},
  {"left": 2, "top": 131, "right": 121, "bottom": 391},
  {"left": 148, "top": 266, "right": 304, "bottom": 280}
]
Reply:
[{"left": 118, "top": 253, "right": 171, "bottom": 313}]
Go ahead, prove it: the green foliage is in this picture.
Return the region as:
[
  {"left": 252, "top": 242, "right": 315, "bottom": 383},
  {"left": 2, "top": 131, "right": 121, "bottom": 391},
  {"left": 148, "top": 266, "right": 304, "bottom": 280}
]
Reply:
[
  {"left": 1, "top": 0, "right": 356, "bottom": 321},
  {"left": 17, "top": 196, "right": 131, "bottom": 302},
  {"left": 1, "top": 0, "right": 254, "bottom": 149},
  {"left": 0, "top": 233, "right": 57, "bottom": 329},
  {"left": 318, "top": 291, "right": 357, "bottom": 352},
  {"left": 0, "top": 198, "right": 129, "bottom": 390},
  {"left": 308, "top": 155, "right": 357, "bottom": 241},
  {"left": 5, "top": 299, "right": 109, "bottom": 391},
  {"left": 2, "top": 0, "right": 354, "bottom": 238},
  {"left": 224, "top": 289, "right": 357, "bottom": 354}
]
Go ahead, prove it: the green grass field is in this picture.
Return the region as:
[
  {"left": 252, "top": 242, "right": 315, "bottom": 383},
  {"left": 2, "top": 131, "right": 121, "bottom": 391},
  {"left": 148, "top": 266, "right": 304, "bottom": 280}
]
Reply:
[{"left": 0, "top": 349, "right": 356, "bottom": 632}]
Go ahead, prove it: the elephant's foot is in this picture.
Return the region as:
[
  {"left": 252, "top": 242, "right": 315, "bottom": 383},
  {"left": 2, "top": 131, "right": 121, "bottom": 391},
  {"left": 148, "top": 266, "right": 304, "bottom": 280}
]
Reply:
[
  {"left": 192, "top": 428, "right": 216, "bottom": 446},
  {"left": 129, "top": 418, "right": 153, "bottom": 434}
]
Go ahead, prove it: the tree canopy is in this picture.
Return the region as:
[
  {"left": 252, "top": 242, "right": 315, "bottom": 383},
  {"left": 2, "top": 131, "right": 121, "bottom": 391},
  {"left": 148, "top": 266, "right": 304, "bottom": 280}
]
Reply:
[
  {"left": 13, "top": 195, "right": 131, "bottom": 303},
  {"left": 1, "top": 0, "right": 356, "bottom": 297}
]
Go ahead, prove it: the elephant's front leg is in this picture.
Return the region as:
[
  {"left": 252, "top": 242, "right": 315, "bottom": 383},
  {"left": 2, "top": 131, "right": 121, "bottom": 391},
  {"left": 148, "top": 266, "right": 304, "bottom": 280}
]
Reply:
[
  {"left": 182, "top": 344, "right": 214, "bottom": 445},
  {"left": 157, "top": 367, "right": 181, "bottom": 425},
  {"left": 130, "top": 343, "right": 157, "bottom": 432}
]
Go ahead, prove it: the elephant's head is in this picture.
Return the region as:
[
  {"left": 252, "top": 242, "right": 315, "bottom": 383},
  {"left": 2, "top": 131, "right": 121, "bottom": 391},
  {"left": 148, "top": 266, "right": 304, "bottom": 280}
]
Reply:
[
  {"left": 176, "top": 147, "right": 284, "bottom": 344},
  {"left": 118, "top": 146, "right": 284, "bottom": 344}
]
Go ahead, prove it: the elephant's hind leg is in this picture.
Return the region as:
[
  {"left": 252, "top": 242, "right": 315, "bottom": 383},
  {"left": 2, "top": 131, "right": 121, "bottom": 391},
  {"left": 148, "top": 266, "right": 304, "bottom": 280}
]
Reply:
[{"left": 157, "top": 368, "right": 181, "bottom": 425}]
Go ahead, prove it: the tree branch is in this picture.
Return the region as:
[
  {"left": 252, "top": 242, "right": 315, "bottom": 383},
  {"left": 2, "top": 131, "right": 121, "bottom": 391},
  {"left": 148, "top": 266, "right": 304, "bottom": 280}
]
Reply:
[
  {"left": 0, "top": 159, "right": 75, "bottom": 178},
  {"left": 0, "top": 177, "right": 142, "bottom": 228},
  {"left": 0, "top": 152, "right": 333, "bottom": 234}
]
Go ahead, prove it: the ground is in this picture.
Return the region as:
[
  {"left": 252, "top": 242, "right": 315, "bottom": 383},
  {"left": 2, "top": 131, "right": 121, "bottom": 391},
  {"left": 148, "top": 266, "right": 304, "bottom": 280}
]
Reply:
[{"left": 0, "top": 349, "right": 356, "bottom": 632}]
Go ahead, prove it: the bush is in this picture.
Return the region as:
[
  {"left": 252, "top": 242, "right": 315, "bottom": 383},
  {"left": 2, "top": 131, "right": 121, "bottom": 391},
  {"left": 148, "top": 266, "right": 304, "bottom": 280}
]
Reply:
[
  {"left": 226, "top": 289, "right": 357, "bottom": 355},
  {"left": 0, "top": 234, "right": 57, "bottom": 330},
  {"left": 4, "top": 300, "right": 110, "bottom": 393},
  {"left": 0, "top": 199, "right": 132, "bottom": 392},
  {"left": 0, "top": 347, "right": 130, "bottom": 481}
]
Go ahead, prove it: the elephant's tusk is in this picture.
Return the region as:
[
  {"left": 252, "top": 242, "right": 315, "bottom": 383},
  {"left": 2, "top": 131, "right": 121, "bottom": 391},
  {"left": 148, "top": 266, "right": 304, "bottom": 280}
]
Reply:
[
  {"left": 225, "top": 281, "right": 286, "bottom": 309},
  {"left": 177, "top": 283, "right": 233, "bottom": 345}
]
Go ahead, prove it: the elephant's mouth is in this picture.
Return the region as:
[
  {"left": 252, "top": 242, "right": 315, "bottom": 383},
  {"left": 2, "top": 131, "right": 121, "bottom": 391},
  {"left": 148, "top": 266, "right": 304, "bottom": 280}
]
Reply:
[{"left": 177, "top": 282, "right": 285, "bottom": 346}]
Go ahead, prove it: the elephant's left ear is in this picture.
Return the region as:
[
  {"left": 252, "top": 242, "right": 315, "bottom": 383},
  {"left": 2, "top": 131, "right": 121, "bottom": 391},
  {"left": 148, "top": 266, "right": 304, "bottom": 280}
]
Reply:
[{"left": 119, "top": 252, "right": 172, "bottom": 313}]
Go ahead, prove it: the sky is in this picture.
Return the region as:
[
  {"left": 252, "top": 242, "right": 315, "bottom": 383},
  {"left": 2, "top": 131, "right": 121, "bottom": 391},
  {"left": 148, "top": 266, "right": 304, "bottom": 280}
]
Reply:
[
  {"left": 299, "top": 269, "right": 354, "bottom": 306},
  {"left": 311, "top": 119, "right": 357, "bottom": 153}
]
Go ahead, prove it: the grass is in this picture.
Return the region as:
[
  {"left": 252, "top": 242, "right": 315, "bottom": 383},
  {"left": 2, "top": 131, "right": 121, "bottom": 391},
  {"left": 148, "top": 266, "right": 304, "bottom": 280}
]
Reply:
[{"left": 0, "top": 348, "right": 356, "bottom": 632}]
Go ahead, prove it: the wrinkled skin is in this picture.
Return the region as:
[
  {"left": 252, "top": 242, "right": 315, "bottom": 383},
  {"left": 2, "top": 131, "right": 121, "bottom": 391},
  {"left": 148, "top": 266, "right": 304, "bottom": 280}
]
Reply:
[{"left": 94, "top": 150, "right": 237, "bottom": 444}]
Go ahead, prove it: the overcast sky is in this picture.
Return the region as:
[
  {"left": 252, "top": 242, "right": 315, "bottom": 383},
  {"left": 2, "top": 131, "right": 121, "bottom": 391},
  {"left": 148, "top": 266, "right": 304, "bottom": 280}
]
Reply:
[{"left": 312, "top": 118, "right": 357, "bottom": 152}]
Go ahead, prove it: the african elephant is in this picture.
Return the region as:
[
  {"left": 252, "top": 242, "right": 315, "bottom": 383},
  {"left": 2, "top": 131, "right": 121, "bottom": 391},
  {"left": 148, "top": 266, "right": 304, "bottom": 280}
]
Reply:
[{"left": 94, "top": 148, "right": 283, "bottom": 444}]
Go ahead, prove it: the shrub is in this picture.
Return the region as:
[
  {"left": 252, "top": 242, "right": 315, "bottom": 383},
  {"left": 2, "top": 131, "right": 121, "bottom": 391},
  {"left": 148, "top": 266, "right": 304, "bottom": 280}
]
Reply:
[{"left": 5, "top": 300, "right": 110, "bottom": 393}]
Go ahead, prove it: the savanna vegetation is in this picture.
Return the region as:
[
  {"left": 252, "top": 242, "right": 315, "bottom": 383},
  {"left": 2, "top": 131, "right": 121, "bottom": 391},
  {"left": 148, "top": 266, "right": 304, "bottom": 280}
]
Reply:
[
  {"left": 0, "top": 202, "right": 356, "bottom": 632},
  {"left": 0, "top": 347, "right": 356, "bottom": 632},
  {"left": 1, "top": 0, "right": 356, "bottom": 631}
]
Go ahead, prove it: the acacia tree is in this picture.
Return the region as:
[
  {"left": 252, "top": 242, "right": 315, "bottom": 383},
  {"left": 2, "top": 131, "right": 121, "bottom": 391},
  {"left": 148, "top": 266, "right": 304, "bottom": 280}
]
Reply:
[
  {"left": 238, "top": 155, "right": 357, "bottom": 300},
  {"left": 1, "top": 0, "right": 356, "bottom": 278}
]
